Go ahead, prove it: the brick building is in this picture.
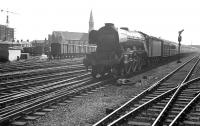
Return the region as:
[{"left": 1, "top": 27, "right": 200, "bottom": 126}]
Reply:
[
  {"left": 31, "top": 40, "right": 46, "bottom": 47},
  {"left": 49, "top": 31, "right": 88, "bottom": 45},
  {"left": 0, "top": 24, "right": 14, "bottom": 41},
  {"left": 20, "top": 41, "right": 32, "bottom": 47},
  {"left": 48, "top": 10, "right": 94, "bottom": 45}
]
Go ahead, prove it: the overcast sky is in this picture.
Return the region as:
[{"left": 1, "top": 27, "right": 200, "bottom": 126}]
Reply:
[{"left": 1, "top": 0, "right": 199, "bottom": 45}]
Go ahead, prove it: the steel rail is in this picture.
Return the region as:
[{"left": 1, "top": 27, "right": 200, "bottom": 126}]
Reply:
[
  {"left": 0, "top": 58, "right": 82, "bottom": 73},
  {"left": 0, "top": 72, "right": 90, "bottom": 98},
  {"left": 108, "top": 76, "right": 200, "bottom": 126},
  {"left": 169, "top": 77, "right": 200, "bottom": 126},
  {"left": 0, "top": 74, "right": 91, "bottom": 104},
  {"left": 93, "top": 56, "right": 197, "bottom": 126},
  {"left": 152, "top": 56, "right": 200, "bottom": 126},
  {"left": 0, "top": 72, "right": 89, "bottom": 99},
  {"left": 0, "top": 70, "right": 88, "bottom": 92},
  {"left": 0, "top": 65, "right": 85, "bottom": 82},
  {"left": 0, "top": 64, "right": 84, "bottom": 78},
  {"left": 108, "top": 87, "right": 177, "bottom": 126},
  {"left": 0, "top": 78, "right": 93, "bottom": 118},
  {"left": 0, "top": 69, "right": 85, "bottom": 86},
  {"left": 0, "top": 76, "right": 93, "bottom": 115},
  {"left": 0, "top": 78, "right": 112, "bottom": 124}
]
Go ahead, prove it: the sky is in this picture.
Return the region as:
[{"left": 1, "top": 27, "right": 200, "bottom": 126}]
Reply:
[{"left": 0, "top": 0, "right": 199, "bottom": 45}]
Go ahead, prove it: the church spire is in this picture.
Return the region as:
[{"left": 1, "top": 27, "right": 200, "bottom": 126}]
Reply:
[{"left": 89, "top": 10, "right": 94, "bottom": 32}]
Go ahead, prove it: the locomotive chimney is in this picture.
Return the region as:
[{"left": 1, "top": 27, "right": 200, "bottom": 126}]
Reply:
[{"left": 105, "top": 23, "right": 114, "bottom": 27}]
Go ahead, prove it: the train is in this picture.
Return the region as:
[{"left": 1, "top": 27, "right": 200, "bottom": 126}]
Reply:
[
  {"left": 22, "top": 43, "right": 96, "bottom": 59},
  {"left": 83, "top": 23, "right": 194, "bottom": 78},
  {"left": 50, "top": 43, "right": 96, "bottom": 59}
]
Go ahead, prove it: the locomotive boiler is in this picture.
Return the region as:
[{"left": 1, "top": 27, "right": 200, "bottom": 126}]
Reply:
[{"left": 83, "top": 23, "right": 149, "bottom": 78}]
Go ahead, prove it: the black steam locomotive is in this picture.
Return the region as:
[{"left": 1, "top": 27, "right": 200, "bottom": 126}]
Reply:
[{"left": 83, "top": 23, "right": 192, "bottom": 78}]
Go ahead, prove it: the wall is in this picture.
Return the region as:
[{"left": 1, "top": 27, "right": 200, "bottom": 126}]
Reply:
[{"left": 8, "top": 49, "right": 21, "bottom": 61}]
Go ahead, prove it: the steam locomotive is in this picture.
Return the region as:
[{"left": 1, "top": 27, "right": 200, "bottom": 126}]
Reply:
[{"left": 83, "top": 23, "right": 192, "bottom": 78}]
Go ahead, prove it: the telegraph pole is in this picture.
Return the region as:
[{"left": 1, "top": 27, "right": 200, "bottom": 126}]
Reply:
[{"left": 177, "top": 29, "right": 184, "bottom": 63}]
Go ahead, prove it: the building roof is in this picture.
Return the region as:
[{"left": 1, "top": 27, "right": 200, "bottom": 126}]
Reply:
[{"left": 53, "top": 31, "right": 88, "bottom": 41}]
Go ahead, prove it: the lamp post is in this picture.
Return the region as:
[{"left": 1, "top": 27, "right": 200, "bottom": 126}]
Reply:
[{"left": 177, "top": 29, "right": 184, "bottom": 63}]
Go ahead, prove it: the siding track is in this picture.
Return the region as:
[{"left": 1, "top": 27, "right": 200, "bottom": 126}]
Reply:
[{"left": 93, "top": 55, "right": 200, "bottom": 126}]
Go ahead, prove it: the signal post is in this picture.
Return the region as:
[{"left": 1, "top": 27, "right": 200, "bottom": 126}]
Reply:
[{"left": 177, "top": 29, "right": 184, "bottom": 63}]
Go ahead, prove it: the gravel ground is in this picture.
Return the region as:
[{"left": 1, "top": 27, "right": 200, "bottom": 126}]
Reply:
[{"left": 27, "top": 55, "right": 195, "bottom": 126}]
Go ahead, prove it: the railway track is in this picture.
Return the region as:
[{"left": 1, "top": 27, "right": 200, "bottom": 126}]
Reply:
[
  {"left": 0, "top": 72, "right": 113, "bottom": 126},
  {"left": 93, "top": 55, "right": 200, "bottom": 126},
  {"left": 0, "top": 70, "right": 90, "bottom": 109},
  {"left": 0, "top": 69, "right": 88, "bottom": 95},
  {"left": 0, "top": 64, "right": 85, "bottom": 81},
  {"left": 169, "top": 80, "right": 200, "bottom": 126},
  {"left": 0, "top": 57, "right": 82, "bottom": 73},
  {"left": 0, "top": 55, "right": 197, "bottom": 126},
  {"left": 151, "top": 77, "right": 200, "bottom": 126}
]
